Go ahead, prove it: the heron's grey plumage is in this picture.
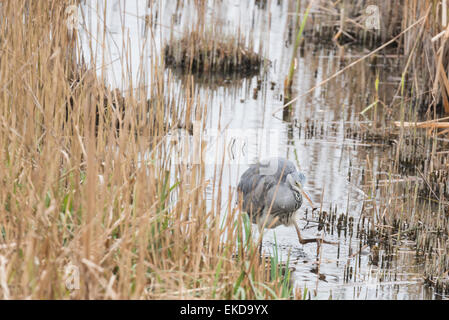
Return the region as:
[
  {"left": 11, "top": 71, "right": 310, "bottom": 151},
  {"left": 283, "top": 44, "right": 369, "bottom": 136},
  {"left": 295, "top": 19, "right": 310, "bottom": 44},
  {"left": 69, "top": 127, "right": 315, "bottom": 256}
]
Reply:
[
  {"left": 237, "top": 158, "right": 306, "bottom": 229},
  {"left": 238, "top": 157, "right": 337, "bottom": 249}
]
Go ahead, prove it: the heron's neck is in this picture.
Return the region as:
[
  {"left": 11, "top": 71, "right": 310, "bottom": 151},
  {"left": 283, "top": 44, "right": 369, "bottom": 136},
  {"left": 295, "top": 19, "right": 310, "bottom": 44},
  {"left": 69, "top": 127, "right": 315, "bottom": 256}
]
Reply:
[{"left": 293, "top": 190, "right": 302, "bottom": 206}]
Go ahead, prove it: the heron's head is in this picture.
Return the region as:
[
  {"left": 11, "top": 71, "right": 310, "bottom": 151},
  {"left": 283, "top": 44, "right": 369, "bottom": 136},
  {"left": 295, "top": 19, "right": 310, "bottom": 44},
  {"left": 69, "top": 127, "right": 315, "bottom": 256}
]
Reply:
[{"left": 287, "top": 171, "right": 314, "bottom": 207}]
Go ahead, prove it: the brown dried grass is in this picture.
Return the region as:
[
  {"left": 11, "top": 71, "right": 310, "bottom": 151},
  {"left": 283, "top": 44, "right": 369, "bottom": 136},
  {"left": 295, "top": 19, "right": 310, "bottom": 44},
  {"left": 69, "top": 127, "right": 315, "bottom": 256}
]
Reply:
[{"left": 0, "top": 0, "right": 291, "bottom": 300}]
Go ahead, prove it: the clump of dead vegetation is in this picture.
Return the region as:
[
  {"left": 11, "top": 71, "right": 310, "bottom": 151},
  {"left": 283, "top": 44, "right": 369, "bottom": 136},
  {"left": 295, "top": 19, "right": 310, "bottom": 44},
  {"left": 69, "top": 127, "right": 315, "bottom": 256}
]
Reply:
[{"left": 164, "top": 31, "right": 262, "bottom": 76}]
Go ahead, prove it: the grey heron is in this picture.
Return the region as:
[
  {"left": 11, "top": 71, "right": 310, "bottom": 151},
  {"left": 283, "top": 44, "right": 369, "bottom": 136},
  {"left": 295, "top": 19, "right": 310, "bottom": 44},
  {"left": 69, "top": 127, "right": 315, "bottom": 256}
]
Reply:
[{"left": 237, "top": 157, "right": 336, "bottom": 252}]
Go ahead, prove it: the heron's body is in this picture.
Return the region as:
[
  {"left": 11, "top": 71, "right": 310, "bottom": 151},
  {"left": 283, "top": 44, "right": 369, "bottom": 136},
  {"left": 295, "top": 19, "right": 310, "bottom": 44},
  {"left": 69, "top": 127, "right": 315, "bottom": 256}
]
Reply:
[
  {"left": 238, "top": 158, "right": 304, "bottom": 229},
  {"left": 237, "top": 157, "right": 335, "bottom": 249}
]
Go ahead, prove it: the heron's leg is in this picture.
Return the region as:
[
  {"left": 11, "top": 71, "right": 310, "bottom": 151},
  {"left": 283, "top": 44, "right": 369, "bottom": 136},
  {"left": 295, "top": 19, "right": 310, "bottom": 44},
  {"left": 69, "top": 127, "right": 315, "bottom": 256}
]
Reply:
[{"left": 292, "top": 220, "right": 337, "bottom": 245}]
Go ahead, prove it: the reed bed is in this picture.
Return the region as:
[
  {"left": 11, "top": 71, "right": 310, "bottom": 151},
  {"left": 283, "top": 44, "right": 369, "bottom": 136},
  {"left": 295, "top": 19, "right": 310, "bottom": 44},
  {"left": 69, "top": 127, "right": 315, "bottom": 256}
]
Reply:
[
  {"left": 275, "top": 0, "right": 449, "bottom": 296},
  {"left": 288, "top": 44, "right": 449, "bottom": 295},
  {"left": 303, "top": 0, "right": 402, "bottom": 45},
  {"left": 301, "top": 0, "right": 449, "bottom": 115},
  {"left": 273, "top": 0, "right": 449, "bottom": 295},
  {"left": 336, "top": 124, "right": 448, "bottom": 294},
  {"left": 0, "top": 0, "right": 293, "bottom": 300}
]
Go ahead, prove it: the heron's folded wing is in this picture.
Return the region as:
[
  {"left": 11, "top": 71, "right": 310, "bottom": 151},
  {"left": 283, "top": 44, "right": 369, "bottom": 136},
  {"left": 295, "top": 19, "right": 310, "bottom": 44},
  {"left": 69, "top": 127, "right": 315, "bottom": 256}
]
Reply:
[
  {"left": 264, "top": 185, "right": 300, "bottom": 216},
  {"left": 237, "top": 167, "right": 272, "bottom": 217}
]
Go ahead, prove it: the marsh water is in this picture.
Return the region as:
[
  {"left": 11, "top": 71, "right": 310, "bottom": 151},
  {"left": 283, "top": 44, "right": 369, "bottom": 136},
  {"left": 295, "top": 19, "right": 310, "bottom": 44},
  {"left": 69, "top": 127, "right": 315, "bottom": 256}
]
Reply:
[{"left": 79, "top": 0, "right": 438, "bottom": 299}]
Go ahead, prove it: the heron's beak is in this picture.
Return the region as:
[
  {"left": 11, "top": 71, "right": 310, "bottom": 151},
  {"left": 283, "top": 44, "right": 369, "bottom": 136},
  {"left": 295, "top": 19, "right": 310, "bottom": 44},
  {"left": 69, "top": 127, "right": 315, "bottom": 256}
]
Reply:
[
  {"left": 301, "top": 189, "right": 314, "bottom": 207},
  {"left": 296, "top": 182, "right": 315, "bottom": 207}
]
